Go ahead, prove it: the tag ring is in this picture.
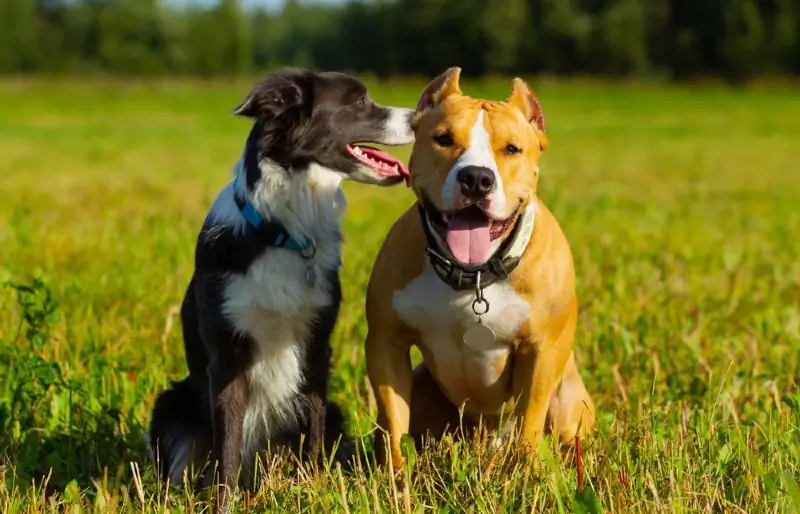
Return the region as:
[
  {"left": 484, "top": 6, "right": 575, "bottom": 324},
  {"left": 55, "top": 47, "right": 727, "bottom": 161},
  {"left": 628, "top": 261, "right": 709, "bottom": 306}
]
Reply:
[
  {"left": 300, "top": 238, "right": 317, "bottom": 260},
  {"left": 472, "top": 270, "right": 489, "bottom": 315},
  {"left": 472, "top": 297, "right": 490, "bottom": 316}
]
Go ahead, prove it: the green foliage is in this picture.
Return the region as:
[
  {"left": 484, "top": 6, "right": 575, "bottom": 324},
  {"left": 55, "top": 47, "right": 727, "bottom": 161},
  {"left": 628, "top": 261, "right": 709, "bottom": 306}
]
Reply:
[
  {"left": 573, "top": 487, "right": 603, "bottom": 514},
  {"left": 0, "top": 278, "right": 147, "bottom": 495},
  {"left": 0, "top": 0, "right": 797, "bottom": 81}
]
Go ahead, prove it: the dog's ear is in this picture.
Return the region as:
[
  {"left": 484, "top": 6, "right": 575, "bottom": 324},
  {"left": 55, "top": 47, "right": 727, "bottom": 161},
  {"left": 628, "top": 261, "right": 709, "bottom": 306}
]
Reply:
[
  {"left": 233, "top": 69, "right": 308, "bottom": 119},
  {"left": 507, "top": 78, "right": 548, "bottom": 151},
  {"left": 415, "top": 67, "right": 462, "bottom": 114}
]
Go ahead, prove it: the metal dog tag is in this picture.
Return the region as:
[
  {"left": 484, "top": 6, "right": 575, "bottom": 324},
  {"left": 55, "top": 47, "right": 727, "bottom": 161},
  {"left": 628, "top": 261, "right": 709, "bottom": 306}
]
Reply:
[
  {"left": 301, "top": 239, "right": 317, "bottom": 288},
  {"left": 464, "top": 270, "right": 495, "bottom": 350},
  {"left": 463, "top": 321, "right": 496, "bottom": 351},
  {"left": 305, "top": 265, "right": 317, "bottom": 288}
]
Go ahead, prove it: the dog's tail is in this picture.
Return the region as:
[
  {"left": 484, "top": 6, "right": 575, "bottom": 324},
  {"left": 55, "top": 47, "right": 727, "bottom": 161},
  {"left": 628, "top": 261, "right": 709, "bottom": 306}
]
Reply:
[{"left": 148, "top": 377, "right": 210, "bottom": 485}]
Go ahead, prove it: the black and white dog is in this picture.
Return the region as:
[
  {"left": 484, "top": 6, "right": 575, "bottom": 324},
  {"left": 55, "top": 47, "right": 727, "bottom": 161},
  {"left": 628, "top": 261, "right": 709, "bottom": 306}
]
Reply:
[{"left": 148, "top": 68, "right": 413, "bottom": 496}]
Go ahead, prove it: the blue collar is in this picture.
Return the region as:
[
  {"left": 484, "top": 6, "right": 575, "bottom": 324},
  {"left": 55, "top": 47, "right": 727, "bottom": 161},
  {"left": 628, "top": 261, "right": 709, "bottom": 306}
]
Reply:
[{"left": 232, "top": 174, "right": 314, "bottom": 254}]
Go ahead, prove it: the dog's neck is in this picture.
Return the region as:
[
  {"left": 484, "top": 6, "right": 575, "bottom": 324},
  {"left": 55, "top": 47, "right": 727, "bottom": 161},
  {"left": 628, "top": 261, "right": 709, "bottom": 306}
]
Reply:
[{"left": 233, "top": 149, "right": 348, "bottom": 247}]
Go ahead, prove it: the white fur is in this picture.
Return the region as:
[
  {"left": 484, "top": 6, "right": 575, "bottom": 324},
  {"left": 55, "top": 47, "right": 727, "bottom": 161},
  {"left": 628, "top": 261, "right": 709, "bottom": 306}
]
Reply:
[
  {"left": 220, "top": 156, "right": 349, "bottom": 253},
  {"left": 380, "top": 107, "right": 416, "bottom": 145},
  {"left": 441, "top": 110, "right": 506, "bottom": 220},
  {"left": 208, "top": 154, "right": 347, "bottom": 479},
  {"left": 393, "top": 265, "right": 530, "bottom": 414}
]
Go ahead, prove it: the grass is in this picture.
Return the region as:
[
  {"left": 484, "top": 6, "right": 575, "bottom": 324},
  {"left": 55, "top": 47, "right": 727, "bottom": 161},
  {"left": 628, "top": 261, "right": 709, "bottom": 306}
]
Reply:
[{"left": 1, "top": 76, "right": 799, "bottom": 513}]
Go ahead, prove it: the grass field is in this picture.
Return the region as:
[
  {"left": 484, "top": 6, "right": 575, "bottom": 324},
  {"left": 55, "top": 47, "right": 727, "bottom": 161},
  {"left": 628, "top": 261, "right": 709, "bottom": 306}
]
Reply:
[{"left": 1, "top": 77, "right": 799, "bottom": 513}]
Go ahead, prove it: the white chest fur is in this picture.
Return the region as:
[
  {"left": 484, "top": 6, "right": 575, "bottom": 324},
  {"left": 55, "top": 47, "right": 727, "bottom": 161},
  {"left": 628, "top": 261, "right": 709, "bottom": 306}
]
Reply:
[
  {"left": 222, "top": 248, "right": 335, "bottom": 467},
  {"left": 392, "top": 265, "right": 531, "bottom": 413},
  {"left": 210, "top": 157, "right": 346, "bottom": 470}
]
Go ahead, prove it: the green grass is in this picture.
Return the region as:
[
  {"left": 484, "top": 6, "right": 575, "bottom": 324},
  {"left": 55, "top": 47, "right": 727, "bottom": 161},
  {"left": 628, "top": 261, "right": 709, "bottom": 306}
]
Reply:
[{"left": 1, "top": 76, "right": 799, "bottom": 513}]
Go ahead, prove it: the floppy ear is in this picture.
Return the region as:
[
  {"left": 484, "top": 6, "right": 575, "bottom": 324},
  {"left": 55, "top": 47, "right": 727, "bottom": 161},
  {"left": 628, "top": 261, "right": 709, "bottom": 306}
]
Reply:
[
  {"left": 507, "top": 78, "right": 549, "bottom": 151},
  {"left": 232, "top": 68, "right": 308, "bottom": 119},
  {"left": 415, "top": 66, "right": 462, "bottom": 114}
]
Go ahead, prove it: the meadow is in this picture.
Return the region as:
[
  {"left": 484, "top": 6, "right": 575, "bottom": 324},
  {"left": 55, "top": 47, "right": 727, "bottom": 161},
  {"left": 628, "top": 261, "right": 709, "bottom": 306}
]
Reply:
[{"left": 0, "top": 77, "right": 799, "bottom": 513}]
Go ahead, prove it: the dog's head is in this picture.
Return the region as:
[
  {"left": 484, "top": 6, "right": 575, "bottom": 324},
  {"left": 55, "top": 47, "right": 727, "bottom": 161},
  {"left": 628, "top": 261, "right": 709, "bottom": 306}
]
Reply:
[
  {"left": 408, "top": 67, "right": 549, "bottom": 265},
  {"left": 234, "top": 67, "right": 414, "bottom": 187}
]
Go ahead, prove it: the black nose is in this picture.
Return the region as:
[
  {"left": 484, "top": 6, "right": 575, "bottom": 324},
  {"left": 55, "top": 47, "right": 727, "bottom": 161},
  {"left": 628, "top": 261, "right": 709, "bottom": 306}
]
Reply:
[{"left": 457, "top": 166, "right": 495, "bottom": 198}]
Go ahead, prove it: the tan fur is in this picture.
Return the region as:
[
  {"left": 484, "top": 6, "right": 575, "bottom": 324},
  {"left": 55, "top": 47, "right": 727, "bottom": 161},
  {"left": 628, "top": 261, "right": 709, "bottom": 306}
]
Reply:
[{"left": 365, "top": 68, "right": 595, "bottom": 469}]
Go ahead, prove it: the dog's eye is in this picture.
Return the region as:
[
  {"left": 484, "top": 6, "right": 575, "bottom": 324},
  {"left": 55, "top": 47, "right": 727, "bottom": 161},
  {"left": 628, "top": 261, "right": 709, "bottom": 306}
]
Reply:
[
  {"left": 504, "top": 144, "right": 522, "bottom": 155},
  {"left": 355, "top": 96, "right": 366, "bottom": 106},
  {"left": 433, "top": 131, "right": 454, "bottom": 147}
]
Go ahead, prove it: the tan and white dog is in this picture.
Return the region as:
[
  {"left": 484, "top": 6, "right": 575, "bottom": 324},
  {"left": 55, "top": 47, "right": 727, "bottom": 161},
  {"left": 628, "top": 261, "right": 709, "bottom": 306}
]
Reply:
[{"left": 364, "top": 67, "right": 595, "bottom": 468}]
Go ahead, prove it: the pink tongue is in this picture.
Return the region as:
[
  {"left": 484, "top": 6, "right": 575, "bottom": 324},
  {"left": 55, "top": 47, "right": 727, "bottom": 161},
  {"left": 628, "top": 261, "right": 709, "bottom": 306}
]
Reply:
[{"left": 445, "top": 208, "right": 491, "bottom": 264}]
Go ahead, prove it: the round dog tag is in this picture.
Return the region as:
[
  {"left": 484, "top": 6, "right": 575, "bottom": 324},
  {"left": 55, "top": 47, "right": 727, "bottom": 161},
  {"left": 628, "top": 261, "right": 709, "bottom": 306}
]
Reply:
[
  {"left": 305, "top": 266, "right": 317, "bottom": 288},
  {"left": 463, "top": 324, "right": 496, "bottom": 350}
]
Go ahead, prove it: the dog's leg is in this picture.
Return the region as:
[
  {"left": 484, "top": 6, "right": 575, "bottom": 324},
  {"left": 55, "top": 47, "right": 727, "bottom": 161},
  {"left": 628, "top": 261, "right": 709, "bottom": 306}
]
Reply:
[
  {"left": 512, "top": 298, "right": 578, "bottom": 456},
  {"left": 297, "top": 277, "right": 341, "bottom": 466},
  {"left": 208, "top": 360, "right": 248, "bottom": 512},
  {"left": 366, "top": 328, "right": 414, "bottom": 470},
  {"left": 191, "top": 273, "right": 252, "bottom": 508},
  {"left": 546, "top": 351, "right": 595, "bottom": 445},
  {"left": 408, "top": 363, "right": 466, "bottom": 450},
  {"left": 323, "top": 401, "right": 354, "bottom": 469},
  {"left": 302, "top": 328, "right": 336, "bottom": 465}
]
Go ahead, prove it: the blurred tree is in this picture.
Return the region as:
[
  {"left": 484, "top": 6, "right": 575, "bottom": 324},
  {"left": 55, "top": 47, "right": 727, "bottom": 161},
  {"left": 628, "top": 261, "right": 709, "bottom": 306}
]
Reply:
[
  {"left": 98, "top": 0, "right": 171, "bottom": 74},
  {"left": 272, "top": 0, "right": 323, "bottom": 69},
  {"left": 720, "top": 0, "right": 765, "bottom": 82},
  {"left": 643, "top": 0, "right": 671, "bottom": 77},
  {"left": 540, "top": 0, "right": 594, "bottom": 74},
  {"left": 0, "top": 0, "right": 796, "bottom": 82},
  {"left": 768, "top": 0, "right": 798, "bottom": 74},
  {"left": 599, "top": 0, "right": 648, "bottom": 75},
  {"left": 0, "top": 0, "right": 39, "bottom": 72},
  {"left": 251, "top": 8, "right": 280, "bottom": 71},
  {"left": 338, "top": 1, "right": 402, "bottom": 77},
  {"left": 482, "top": 0, "right": 528, "bottom": 74},
  {"left": 396, "top": 0, "right": 485, "bottom": 76},
  {"left": 669, "top": 0, "right": 726, "bottom": 79},
  {"left": 186, "top": 0, "right": 252, "bottom": 76}
]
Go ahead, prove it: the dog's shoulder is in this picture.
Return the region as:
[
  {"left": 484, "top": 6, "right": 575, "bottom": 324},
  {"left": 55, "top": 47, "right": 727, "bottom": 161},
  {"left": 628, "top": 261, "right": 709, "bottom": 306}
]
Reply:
[
  {"left": 191, "top": 182, "right": 268, "bottom": 275},
  {"left": 366, "top": 205, "right": 428, "bottom": 318}
]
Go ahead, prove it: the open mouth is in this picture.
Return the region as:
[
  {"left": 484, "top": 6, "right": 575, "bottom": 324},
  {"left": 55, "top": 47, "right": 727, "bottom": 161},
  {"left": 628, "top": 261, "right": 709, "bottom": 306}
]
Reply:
[
  {"left": 347, "top": 144, "right": 409, "bottom": 181},
  {"left": 422, "top": 198, "right": 521, "bottom": 265}
]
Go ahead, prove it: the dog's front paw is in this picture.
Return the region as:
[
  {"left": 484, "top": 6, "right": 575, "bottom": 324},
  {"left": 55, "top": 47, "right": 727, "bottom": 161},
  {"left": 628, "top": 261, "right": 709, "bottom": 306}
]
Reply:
[{"left": 388, "top": 448, "right": 406, "bottom": 471}]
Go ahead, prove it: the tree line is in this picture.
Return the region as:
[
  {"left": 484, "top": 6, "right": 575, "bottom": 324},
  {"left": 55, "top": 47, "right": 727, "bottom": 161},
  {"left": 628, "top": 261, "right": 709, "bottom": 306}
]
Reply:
[{"left": 0, "top": 0, "right": 798, "bottom": 82}]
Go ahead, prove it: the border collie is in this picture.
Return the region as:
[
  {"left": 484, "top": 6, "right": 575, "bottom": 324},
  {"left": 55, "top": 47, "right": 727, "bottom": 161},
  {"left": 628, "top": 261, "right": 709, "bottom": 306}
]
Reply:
[{"left": 148, "top": 68, "right": 414, "bottom": 499}]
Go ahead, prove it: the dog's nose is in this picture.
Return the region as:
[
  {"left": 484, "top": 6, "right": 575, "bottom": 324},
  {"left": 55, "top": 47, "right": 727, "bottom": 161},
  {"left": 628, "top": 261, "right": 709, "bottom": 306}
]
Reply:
[{"left": 457, "top": 166, "right": 496, "bottom": 198}]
